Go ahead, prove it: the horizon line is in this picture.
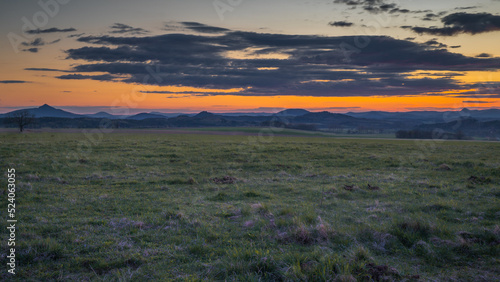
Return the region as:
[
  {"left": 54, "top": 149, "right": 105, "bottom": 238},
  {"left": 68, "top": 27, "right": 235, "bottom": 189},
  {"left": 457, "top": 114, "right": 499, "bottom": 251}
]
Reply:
[{"left": 1, "top": 104, "right": 499, "bottom": 116}]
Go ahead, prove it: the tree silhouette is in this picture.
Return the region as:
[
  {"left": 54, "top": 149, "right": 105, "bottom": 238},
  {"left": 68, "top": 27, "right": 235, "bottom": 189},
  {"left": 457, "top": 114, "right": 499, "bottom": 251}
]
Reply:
[{"left": 6, "top": 110, "right": 35, "bottom": 132}]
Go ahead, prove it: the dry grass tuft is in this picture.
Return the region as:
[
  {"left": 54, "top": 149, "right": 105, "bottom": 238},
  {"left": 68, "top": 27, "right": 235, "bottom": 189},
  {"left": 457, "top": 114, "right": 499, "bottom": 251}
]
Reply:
[
  {"left": 367, "top": 184, "right": 380, "bottom": 191},
  {"left": 343, "top": 185, "right": 357, "bottom": 191},
  {"left": 292, "top": 224, "right": 313, "bottom": 245},
  {"left": 438, "top": 164, "right": 451, "bottom": 170}
]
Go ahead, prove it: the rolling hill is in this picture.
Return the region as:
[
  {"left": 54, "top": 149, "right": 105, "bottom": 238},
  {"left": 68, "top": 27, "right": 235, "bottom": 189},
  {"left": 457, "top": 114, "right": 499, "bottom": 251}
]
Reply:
[
  {"left": 1, "top": 105, "right": 499, "bottom": 139},
  {"left": 1, "top": 104, "right": 82, "bottom": 118}
]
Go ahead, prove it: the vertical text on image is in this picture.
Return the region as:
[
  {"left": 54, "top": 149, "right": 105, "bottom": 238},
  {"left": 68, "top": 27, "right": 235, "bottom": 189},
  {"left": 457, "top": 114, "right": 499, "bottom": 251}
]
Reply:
[{"left": 6, "top": 168, "right": 17, "bottom": 275}]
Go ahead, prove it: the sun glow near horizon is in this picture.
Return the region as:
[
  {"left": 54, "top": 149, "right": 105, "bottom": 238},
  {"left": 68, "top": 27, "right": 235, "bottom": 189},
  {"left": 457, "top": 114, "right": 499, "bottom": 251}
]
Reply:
[{"left": 0, "top": 1, "right": 499, "bottom": 114}]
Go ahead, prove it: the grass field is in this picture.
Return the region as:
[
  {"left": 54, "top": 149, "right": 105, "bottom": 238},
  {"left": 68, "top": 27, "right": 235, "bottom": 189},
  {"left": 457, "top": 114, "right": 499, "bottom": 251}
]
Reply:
[
  {"left": 0, "top": 131, "right": 499, "bottom": 280},
  {"left": 176, "top": 127, "right": 395, "bottom": 139}
]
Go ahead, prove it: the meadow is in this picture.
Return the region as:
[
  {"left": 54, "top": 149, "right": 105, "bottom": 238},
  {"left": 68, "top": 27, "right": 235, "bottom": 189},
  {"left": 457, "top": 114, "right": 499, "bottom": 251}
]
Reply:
[{"left": 0, "top": 130, "right": 499, "bottom": 281}]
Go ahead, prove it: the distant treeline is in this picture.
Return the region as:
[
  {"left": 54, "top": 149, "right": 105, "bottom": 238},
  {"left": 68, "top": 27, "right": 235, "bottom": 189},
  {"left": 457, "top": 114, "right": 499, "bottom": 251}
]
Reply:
[
  {"left": 0, "top": 117, "right": 170, "bottom": 130},
  {"left": 260, "top": 120, "right": 318, "bottom": 131},
  {"left": 396, "top": 129, "right": 467, "bottom": 140},
  {"left": 1, "top": 116, "right": 498, "bottom": 140}
]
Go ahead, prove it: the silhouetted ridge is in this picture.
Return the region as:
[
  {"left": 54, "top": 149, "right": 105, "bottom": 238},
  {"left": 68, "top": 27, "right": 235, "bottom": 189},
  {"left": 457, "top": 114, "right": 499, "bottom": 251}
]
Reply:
[{"left": 195, "top": 111, "right": 216, "bottom": 118}]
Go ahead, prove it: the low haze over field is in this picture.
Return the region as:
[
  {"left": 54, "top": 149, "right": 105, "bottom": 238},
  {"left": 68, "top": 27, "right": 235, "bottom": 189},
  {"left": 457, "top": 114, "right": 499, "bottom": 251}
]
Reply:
[{"left": 1, "top": 0, "right": 499, "bottom": 114}]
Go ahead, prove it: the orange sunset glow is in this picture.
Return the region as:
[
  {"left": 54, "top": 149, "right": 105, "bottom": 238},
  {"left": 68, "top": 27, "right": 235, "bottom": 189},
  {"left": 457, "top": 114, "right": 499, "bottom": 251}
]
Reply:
[{"left": 1, "top": 0, "right": 499, "bottom": 114}]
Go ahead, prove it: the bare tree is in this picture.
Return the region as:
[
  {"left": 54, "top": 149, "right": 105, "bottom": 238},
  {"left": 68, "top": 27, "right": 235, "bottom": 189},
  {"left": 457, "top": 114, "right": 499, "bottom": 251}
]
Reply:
[{"left": 6, "top": 110, "right": 35, "bottom": 132}]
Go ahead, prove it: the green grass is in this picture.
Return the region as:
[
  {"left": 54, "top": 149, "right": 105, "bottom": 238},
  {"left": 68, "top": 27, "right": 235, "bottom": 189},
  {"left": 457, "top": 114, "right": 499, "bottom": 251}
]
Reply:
[
  {"left": 173, "top": 126, "right": 339, "bottom": 137},
  {"left": 169, "top": 126, "right": 394, "bottom": 138},
  {"left": 0, "top": 132, "right": 499, "bottom": 280}
]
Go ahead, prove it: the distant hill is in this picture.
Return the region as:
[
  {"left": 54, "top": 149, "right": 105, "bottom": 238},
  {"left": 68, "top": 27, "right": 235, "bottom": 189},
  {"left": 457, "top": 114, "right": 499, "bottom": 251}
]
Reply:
[
  {"left": 346, "top": 108, "right": 500, "bottom": 123},
  {"left": 165, "top": 111, "right": 238, "bottom": 127},
  {"left": 1, "top": 104, "right": 499, "bottom": 139},
  {"left": 460, "top": 108, "right": 500, "bottom": 121},
  {"left": 275, "top": 109, "right": 311, "bottom": 117},
  {"left": 218, "top": 112, "right": 273, "bottom": 117},
  {"left": 194, "top": 111, "right": 216, "bottom": 118},
  {"left": 2, "top": 104, "right": 82, "bottom": 118},
  {"left": 292, "top": 111, "right": 402, "bottom": 130},
  {"left": 85, "top": 112, "right": 121, "bottom": 119},
  {"left": 415, "top": 117, "right": 500, "bottom": 138},
  {"left": 149, "top": 112, "right": 188, "bottom": 118},
  {"left": 126, "top": 113, "right": 169, "bottom": 120},
  {"left": 294, "top": 111, "right": 356, "bottom": 123}
]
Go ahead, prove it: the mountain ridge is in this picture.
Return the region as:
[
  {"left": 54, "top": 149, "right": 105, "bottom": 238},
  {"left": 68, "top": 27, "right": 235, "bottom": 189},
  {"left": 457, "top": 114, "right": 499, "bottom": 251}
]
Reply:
[
  {"left": 1, "top": 105, "right": 499, "bottom": 138},
  {"left": 3, "top": 104, "right": 499, "bottom": 121}
]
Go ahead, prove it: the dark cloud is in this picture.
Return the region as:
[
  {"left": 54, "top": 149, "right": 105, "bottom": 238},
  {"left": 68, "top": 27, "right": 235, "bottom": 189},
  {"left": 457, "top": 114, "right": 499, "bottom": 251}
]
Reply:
[
  {"left": 424, "top": 39, "right": 447, "bottom": 48},
  {"left": 450, "top": 45, "right": 461, "bottom": 48},
  {"left": 25, "top": 67, "right": 66, "bottom": 72},
  {"left": 413, "top": 10, "right": 433, "bottom": 14},
  {"left": 56, "top": 74, "right": 118, "bottom": 81},
  {"left": 455, "top": 6, "right": 478, "bottom": 10},
  {"left": 180, "top": 22, "right": 229, "bottom": 33},
  {"left": 422, "top": 12, "right": 447, "bottom": 21},
  {"left": 389, "top": 8, "right": 410, "bottom": 14},
  {"left": 334, "top": 0, "right": 384, "bottom": 8},
  {"left": 0, "top": 80, "right": 31, "bottom": 84},
  {"left": 68, "top": 33, "right": 85, "bottom": 38},
  {"left": 21, "top": 38, "right": 60, "bottom": 47},
  {"left": 456, "top": 94, "right": 500, "bottom": 99},
  {"left": 407, "top": 26, "right": 456, "bottom": 36},
  {"left": 408, "top": 12, "right": 500, "bottom": 36},
  {"left": 476, "top": 53, "right": 492, "bottom": 58},
  {"left": 440, "top": 85, "right": 500, "bottom": 98},
  {"left": 334, "top": 0, "right": 410, "bottom": 14},
  {"left": 46, "top": 22, "right": 500, "bottom": 97},
  {"left": 109, "top": 23, "right": 148, "bottom": 35},
  {"left": 463, "top": 100, "right": 492, "bottom": 103},
  {"left": 142, "top": 90, "right": 219, "bottom": 95},
  {"left": 329, "top": 21, "right": 354, "bottom": 27},
  {"left": 20, "top": 38, "right": 60, "bottom": 52},
  {"left": 26, "top": 27, "right": 76, "bottom": 34},
  {"left": 422, "top": 14, "right": 435, "bottom": 21},
  {"left": 21, "top": 38, "right": 45, "bottom": 47}
]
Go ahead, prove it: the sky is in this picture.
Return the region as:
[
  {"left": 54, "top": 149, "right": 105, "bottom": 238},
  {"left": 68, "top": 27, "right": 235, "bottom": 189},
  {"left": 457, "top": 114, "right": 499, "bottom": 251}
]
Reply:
[{"left": 1, "top": 0, "right": 500, "bottom": 114}]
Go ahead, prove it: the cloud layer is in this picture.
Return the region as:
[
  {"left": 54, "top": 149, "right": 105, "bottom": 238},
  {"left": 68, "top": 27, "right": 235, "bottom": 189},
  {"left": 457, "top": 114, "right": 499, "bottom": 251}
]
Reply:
[
  {"left": 28, "top": 22, "right": 500, "bottom": 98},
  {"left": 329, "top": 21, "right": 354, "bottom": 27},
  {"left": 333, "top": 0, "right": 412, "bottom": 14},
  {"left": 26, "top": 27, "right": 76, "bottom": 34},
  {"left": 0, "top": 80, "right": 30, "bottom": 84},
  {"left": 408, "top": 12, "right": 500, "bottom": 36},
  {"left": 20, "top": 38, "right": 61, "bottom": 52},
  {"left": 109, "top": 23, "right": 148, "bottom": 35}
]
